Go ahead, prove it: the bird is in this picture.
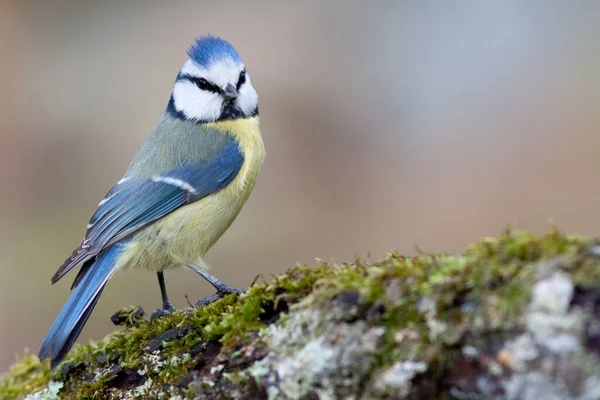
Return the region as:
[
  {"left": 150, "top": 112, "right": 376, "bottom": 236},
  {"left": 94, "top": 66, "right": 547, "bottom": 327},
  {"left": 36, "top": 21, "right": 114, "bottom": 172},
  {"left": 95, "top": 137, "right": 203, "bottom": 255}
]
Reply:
[{"left": 39, "top": 35, "right": 265, "bottom": 368}]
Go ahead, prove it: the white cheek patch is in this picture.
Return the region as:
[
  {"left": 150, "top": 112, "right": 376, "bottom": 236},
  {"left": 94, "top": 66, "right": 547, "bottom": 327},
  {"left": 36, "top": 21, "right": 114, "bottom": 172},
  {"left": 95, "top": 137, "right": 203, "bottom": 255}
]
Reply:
[
  {"left": 173, "top": 80, "right": 222, "bottom": 122},
  {"left": 237, "top": 74, "right": 259, "bottom": 116}
]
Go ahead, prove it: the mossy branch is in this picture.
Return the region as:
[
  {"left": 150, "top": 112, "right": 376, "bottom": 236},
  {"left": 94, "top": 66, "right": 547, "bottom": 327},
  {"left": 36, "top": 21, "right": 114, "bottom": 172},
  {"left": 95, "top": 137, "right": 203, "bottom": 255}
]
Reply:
[{"left": 2, "top": 229, "right": 600, "bottom": 399}]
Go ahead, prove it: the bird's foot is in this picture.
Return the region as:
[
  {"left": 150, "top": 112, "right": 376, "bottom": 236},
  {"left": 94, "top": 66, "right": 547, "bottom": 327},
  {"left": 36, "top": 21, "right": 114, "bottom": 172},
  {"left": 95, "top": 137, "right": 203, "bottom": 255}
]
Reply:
[
  {"left": 195, "top": 286, "right": 246, "bottom": 307},
  {"left": 150, "top": 301, "right": 175, "bottom": 322}
]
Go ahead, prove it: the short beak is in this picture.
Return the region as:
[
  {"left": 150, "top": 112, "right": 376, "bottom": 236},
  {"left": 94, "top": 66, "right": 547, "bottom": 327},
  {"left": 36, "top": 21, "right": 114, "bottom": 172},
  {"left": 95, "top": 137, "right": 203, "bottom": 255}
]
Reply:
[{"left": 222, "top": 83, "right": 239, "bottom": 100}]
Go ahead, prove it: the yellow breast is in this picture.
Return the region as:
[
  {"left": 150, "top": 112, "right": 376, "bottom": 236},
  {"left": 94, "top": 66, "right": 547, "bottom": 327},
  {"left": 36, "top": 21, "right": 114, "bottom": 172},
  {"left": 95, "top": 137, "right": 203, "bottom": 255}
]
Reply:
[
  {"left": 204, "top": 117, "right": 266, "bottom": 198},
  {"left": 117, "top": 117, "right": 265, "bottom": 273}
]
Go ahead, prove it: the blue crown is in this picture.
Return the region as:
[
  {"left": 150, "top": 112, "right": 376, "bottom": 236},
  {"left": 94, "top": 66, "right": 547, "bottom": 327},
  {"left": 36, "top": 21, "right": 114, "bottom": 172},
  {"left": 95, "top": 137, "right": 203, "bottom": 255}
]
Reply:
[{"left": 187, "top": 35, "right": 242, "bottom": 68}]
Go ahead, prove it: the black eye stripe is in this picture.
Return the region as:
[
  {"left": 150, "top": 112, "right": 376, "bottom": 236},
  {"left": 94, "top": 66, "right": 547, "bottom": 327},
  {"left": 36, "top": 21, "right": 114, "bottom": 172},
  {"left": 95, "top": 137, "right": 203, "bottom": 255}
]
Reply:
[
  {"left": 178, "top": 72, "right": 247, "bottom": 94},
  {"left": 236, "top": 70, "right": 246, "bottom": 90},
  {"left": 179, "top": 74, "right": 220, "bottom": 93},
  {"left": 194, "top": 78, "right": 220, "bottom": 93}
]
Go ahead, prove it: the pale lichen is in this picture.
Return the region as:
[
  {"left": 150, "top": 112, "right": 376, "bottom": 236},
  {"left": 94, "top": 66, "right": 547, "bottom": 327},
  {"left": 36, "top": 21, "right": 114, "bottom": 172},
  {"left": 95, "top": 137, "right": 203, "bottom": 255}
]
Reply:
[
  {"left": 373, "top": 361, "right": 427, "bottom": 396},
  {"left": 251, "top": 304, "right": 385, "bottom": 400},
  {"left": 23, "top": 381, "right": 62, "bottom": 400}
]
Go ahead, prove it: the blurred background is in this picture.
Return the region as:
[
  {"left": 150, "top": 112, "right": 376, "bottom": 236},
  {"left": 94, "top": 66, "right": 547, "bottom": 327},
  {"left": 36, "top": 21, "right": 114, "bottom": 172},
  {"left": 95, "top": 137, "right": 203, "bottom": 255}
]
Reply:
[{"left": 1, "top": 0, "right": 599, "bottom": 372}]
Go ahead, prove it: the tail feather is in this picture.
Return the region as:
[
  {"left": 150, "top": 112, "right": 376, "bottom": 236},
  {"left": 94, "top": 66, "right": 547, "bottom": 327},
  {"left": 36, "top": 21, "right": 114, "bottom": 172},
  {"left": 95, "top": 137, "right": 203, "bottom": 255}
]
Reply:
[{"left": 40, "top": 242, "right": 125, "bottom": 368}]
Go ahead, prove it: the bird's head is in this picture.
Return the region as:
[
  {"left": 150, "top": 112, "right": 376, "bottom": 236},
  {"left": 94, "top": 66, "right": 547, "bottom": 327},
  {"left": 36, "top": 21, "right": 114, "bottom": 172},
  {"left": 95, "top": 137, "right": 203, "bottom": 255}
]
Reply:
[{"left": 168, "top": 35, "right": 258, "bottom": 123}]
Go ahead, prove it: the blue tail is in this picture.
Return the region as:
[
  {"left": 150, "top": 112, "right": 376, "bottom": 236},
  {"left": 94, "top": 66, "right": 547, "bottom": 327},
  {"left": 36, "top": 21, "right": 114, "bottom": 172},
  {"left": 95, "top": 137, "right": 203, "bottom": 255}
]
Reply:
[{"left": 39, "top": 242, "right": 126, "bottom": 368}]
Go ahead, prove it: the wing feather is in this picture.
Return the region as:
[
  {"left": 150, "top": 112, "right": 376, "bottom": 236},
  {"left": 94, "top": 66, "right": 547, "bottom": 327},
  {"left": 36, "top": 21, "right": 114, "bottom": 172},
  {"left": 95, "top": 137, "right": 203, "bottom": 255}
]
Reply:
[{"left": 51, "top": 138, "right": 244, "bottom": 284}]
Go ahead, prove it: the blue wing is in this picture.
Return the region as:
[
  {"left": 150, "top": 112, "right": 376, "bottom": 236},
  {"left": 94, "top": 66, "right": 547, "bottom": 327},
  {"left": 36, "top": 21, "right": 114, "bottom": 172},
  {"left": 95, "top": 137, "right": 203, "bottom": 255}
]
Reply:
[{"left": 51, "top": 137, "right": 244, "bottom": 285}]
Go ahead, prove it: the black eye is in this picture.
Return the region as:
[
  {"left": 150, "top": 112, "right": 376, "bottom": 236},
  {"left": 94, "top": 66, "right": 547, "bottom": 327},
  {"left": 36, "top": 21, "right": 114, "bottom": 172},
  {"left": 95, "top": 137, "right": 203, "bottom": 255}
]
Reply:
[
  {"left": 236, "top": 70, "right": 246, "bottom": 90},
  {"left": 195, "top": 78, "right": 210, "bottom": 91}
]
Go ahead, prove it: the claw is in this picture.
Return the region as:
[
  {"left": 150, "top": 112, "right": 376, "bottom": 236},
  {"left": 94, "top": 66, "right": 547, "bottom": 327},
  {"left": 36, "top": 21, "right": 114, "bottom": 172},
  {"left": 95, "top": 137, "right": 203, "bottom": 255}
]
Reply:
[
  {"left": 195, "top": 287, "right": 246, "bottom": 307},
  {"left": 149, "top": 301, "right": 175, "bottom": 322}
]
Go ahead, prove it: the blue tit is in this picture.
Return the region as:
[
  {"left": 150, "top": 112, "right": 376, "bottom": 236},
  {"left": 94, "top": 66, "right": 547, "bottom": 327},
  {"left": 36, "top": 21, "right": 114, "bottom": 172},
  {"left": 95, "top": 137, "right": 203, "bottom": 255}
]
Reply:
[{"left": 39, "top": 35, "right": 265, "bottom": 368}]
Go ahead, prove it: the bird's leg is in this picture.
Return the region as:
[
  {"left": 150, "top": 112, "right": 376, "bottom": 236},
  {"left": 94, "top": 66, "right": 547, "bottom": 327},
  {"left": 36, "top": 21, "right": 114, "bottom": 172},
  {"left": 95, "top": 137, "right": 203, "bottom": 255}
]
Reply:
[
  {"left": 150, "top": 271, "right": 175, "bottom": 321},
  {"left": 187, "top": 264, "right": 245, "bottom": 307},
  {"left": 158, "top": 271, "right": 175, "bottom": 311}
]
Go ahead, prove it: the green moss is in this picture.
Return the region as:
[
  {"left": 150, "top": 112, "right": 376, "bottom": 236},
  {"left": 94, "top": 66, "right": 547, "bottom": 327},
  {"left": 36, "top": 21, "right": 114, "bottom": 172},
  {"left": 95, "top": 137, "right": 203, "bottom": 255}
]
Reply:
[
  {"left": 1, "top": 229, "right": 598, "bottom": 399},
  {"left": 361, "top": 228, "right": 589, "bottom": 370},
  {"left": 0, "top": 351, "right": 51, "bottom": 399}
]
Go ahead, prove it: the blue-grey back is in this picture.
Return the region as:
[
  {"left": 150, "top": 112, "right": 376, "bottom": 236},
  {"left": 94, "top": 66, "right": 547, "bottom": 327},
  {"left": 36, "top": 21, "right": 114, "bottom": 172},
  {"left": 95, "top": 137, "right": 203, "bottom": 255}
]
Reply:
[{"left": 126, "top": 114, "right": 231, "bottom": 179}]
